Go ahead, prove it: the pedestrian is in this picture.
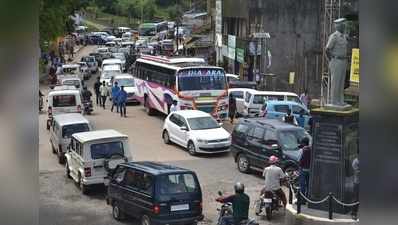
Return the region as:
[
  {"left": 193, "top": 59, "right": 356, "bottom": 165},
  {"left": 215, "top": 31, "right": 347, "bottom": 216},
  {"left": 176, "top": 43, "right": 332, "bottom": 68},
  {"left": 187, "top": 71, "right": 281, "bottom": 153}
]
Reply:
[
  {"left": 117, "top": 86, "right": 128, "bottom": 117},
  {"left": 111, "top": 81, "right": 120, "bottom": 113},
  {"left": 282, "top": 109, "right": 298, "bottom": 126},
  {"left": 298, "top": 137, "right": 311, "bottom": 203},
  {"left": 170, "top": 100, "right": 178, "bottom": 113},
  {"left": 300, "top": 89, "right": 311, "bottom": 109},
  {"left": 100, "top": 81, "right": 108, "bottom": 109},
  {"left": 93, "top": 77, "right": 102, "bottom": 105},
  {"left": 351, "top": 153, "right": 359, "bottom": 220},
  {"left": 229, "top": 96, "right": 236, "bottom": 124}
]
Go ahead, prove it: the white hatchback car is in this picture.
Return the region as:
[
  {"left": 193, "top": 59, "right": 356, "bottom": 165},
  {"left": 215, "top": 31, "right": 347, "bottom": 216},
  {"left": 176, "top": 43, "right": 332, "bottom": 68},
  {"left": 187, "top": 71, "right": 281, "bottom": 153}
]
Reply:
[
  {"left": 162, "top": 110, "right": 231, "bottom": 155},
  {"left": 65, "top": 129, "right": 132, "bottom": 194}
]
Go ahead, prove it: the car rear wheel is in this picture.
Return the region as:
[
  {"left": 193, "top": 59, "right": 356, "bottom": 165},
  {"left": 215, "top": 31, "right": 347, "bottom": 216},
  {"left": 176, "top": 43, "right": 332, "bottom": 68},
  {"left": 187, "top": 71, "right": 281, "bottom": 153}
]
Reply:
[
  {"left": 141, "top": 215, "right": 151, "bottom": 225},
  {"left": 237, "top": 154, "right": 250, "bottom": 173},
  {"left": 112, "top": 201, "right": 125, "bottom": 221},
  {"left": 187, "top": 141, "right": 196, "bottom": 156},
  {"left": 163, "top": 130, "right": 171, "bottom": 144},
  {"left": 58, "top": 153, "right": 65, "bottom": 164},
  {"left": 78, "top": 174, "right": 89, "bottom": 195},
  {"left": 65, "top": 162, "right": 71, "bottom": 179}
]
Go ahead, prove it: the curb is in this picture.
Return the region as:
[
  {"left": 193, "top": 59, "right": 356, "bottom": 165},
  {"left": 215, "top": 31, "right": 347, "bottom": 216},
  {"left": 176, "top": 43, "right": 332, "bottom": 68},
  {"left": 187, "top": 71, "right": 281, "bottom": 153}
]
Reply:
[{"left": 284, "top": 204, "right": 359, "bottom": 225}]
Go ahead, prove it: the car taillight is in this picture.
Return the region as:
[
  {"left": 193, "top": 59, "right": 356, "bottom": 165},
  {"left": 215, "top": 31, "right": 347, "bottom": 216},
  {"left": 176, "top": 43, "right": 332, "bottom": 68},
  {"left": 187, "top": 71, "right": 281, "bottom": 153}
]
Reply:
[
  {"left": 153, "top": 204, "right": 160, "bottom": 214},
  {"left": 84, "top": 167, "right": 91, "bottom": 177},
  {"left": 77, "top": 105, "right": 82, "bottom": 113}
]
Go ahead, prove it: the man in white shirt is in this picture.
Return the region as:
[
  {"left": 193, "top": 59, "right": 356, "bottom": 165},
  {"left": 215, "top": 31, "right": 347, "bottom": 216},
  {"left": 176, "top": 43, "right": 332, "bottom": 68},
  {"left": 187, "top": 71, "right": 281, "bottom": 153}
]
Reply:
[
  {"left": 261, "top": 156, "right": 287, "bottom": 208},
  {"left": 169, "top": 100, "right": 178, "bottom": 113}
]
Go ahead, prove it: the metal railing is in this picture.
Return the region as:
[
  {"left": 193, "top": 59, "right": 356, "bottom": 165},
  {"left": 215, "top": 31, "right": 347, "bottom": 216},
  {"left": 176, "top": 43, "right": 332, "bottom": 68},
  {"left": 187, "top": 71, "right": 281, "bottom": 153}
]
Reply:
[{"left": 288, "top": 184, "right": 359, "bottom": 220}]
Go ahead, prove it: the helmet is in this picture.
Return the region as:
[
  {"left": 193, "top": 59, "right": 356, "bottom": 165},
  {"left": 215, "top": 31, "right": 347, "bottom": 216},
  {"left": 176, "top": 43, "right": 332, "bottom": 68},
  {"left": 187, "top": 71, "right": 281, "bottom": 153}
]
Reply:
[
  {"left": 234, "top": 182, "right": 245, "bottom": 194},
  {"left": 269, "top": 155, "right": 279, "bottom": 164}
]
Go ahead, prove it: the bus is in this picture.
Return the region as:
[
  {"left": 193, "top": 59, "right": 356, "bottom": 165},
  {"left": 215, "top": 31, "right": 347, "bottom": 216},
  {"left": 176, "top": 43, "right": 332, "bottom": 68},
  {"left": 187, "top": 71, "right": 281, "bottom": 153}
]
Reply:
[
  {"left": 138, "top": 22, "right": 169, "bottom": 39},
  {"left": 133, "top": 55, "right": 229, "bottom": 120}
]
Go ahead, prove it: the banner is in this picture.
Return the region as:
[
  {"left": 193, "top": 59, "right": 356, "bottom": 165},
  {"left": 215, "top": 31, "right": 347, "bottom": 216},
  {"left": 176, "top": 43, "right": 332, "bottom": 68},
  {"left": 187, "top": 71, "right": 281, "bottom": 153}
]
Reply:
[
  {"left": 228, "top": 35, "right": 236, "bottom": 48},
  {"left": 236, "top": 48, "right": 245, "bottom": 63},
  {"left": 228, "top": 47, "right": 236, "bottom": 60},
  {"left": 350, "top": 48, "right": 360, "bottom": 83},
  {"left": 289, "top": 72, "right": 295, "bottom": 84}
]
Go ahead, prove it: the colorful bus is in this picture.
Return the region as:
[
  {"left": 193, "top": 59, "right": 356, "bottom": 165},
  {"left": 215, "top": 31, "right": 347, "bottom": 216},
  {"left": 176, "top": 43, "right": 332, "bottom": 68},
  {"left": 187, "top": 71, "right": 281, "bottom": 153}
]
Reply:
[{"left": 133, "top": 55, "right": 229, "bottom": 120}]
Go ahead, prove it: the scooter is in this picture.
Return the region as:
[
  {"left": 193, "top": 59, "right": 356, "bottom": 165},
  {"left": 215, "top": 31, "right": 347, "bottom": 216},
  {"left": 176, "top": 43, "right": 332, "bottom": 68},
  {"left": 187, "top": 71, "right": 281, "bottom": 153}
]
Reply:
[
  {"left": 83, "top": 99, "right": 93, "bottom": 115},
  {"left": 216, "top": 191, "right": 258, "bottom": 225}
]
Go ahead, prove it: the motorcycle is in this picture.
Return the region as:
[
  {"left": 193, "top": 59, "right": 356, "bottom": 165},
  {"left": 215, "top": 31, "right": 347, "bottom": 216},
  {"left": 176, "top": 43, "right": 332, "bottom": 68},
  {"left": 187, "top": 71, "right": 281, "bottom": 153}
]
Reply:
[
  {"left": 216, "top": 191, "right": 258, "bottom": 225},
  {"left": 83, "top": 99, "right": 93, "bottom": 115},
  {"left": 254, "top": 190, "right": 283, "bottom": 221}
]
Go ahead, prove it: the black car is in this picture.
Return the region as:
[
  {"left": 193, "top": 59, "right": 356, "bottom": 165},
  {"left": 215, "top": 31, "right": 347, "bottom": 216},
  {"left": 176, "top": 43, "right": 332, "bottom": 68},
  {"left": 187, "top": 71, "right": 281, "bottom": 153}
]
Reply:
[
  {"left": 107, "top": 161, "right": 204, "bottom": 225},
  {"left": 231, "top": 118, "right": 311, "bottom": 174}
]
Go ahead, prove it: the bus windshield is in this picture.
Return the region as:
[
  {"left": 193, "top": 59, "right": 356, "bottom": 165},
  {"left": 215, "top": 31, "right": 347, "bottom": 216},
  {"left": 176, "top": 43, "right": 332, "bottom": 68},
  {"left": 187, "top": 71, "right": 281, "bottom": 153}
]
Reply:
[
  {"left": 139, "top": 24, "right": 156, "bottom": 36},
  {"left": 177, "top": 68, "right": 226, "bottom": 91}
]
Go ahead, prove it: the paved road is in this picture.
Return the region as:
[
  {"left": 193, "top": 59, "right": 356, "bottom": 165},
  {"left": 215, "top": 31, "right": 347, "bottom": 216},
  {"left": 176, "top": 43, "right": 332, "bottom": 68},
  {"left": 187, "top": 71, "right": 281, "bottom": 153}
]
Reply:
[{"left": 39, "top": 46, "right": 287, "bottom": 225}]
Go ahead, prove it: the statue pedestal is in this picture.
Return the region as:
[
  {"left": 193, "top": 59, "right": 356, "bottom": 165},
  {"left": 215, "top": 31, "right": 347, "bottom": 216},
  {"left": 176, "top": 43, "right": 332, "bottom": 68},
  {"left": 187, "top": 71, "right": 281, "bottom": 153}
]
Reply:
[{"left": 308, "top": 108, "right": 359, "bottom": 214}]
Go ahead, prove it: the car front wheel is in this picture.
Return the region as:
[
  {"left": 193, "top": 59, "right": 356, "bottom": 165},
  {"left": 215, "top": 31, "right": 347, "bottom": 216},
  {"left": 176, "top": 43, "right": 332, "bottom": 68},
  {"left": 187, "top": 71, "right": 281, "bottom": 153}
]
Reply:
[
  {"left": 112, "top": 201, "right": 125, "bottom": 221},
  {"left": 163, "top": 130, "right": 171, "bottom": 144},
  {"left": 237, "top": 154, "right": 250, "bottom": 173},
  {"left": 187, "top": 141, "right": 196, "bottom": 156}
]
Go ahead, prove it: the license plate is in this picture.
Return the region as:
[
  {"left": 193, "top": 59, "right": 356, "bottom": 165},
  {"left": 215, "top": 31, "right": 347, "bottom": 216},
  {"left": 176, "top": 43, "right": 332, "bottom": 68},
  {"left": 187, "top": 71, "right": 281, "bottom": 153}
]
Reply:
[
  {"left": 263, "top": 198, "right": 272, "bottom": 203},
  {"left": 170, "top": 204, "right": 189, "bottom": 211},
  {"left": 214, "top": 144, "right": 226, "bottom": 148}
]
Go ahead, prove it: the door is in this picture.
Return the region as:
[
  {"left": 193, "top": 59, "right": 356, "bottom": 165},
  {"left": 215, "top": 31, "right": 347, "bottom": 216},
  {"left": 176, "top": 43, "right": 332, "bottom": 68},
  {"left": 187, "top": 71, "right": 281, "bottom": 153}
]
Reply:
[
  {"left": 121, "top": 168, "right": 141, "bottom": 216},
  {"left": 168, "top": 114, "right": 182, "bottom": 144},
  {"left": 68, "top": 138, "right": 80, "bottom": 180},
  {"left": 50, "top": 121, "right": 58, "bottom": 152},
  {"left": 108, "top": 165, "right": 127, "bottom": 209},
  {"left": 262, "top": 128, "right": 280, "bottom": 169},
  {"left": 292, "top": 104, "right": 310, "bottom": 128},
  {"left": 174, "top": 115, "right": 189, "bottom": 146},
  {"left": 235, "top": 91, "right": 247, "bottom": 114},
  {"left": 268, "top": 104, "right": 290, "bottom": 119},
  {"left": 245, "top": 126, "right": 266, "bottom": 168}
]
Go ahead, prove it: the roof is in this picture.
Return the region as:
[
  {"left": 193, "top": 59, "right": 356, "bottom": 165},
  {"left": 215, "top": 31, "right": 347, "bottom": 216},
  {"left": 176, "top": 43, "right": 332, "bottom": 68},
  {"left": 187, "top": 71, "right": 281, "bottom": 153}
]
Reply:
[
  {"left": 114, "top": 74, "right": 134, "bottom": 79},
  {"left": 49, "top": 88, "right": 80, "bottom": 96},
  {"left": 226, "top": 74, "right": 239, "bottom": 79},
  {"left": 228, "top": 88, "right": 256, "bottom": 93},
  {"left": 266, "top": 100, "right": 304, "bottom": 106},
  {"left": 174, "top": 110, "right": 212, "bottom": 119},
  {"left": 53, "top": 113, "right": 89, "bottom": 126},
  {"left": 240, "top": 118, "right": 303, "bottom": 130},
  {"left": 137, "top": 55, "right": 214, "bottom": 71},
  {"left": 72, "top": 129, "right": 128, "bottom": 143},
  {"left": 253, "top": 91, "right": 299, "bottom": 97},
  {"left": 121, "top": 161, "right": 192, "bottom": 175},
  {"left": 103, "top": 58, "right": 122, "bottom": 64}
]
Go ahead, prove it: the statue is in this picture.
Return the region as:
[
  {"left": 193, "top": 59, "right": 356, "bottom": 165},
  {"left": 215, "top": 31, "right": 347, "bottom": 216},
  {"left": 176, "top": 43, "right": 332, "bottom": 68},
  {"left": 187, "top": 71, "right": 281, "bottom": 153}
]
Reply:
[{"left": 326, "top": 18, "right": 350, "bottom": 108}]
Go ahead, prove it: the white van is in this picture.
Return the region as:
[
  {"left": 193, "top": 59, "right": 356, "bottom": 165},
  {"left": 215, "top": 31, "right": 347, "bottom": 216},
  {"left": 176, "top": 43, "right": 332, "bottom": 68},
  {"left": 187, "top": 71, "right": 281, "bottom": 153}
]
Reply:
[
  {"left": 50, "top": 113, "right": 91, "bottom": 164},
  {"left": 235, "top": 89, "right": 303, "bottom": 117},
  {"left": 100, "top": 64, "right": 122, "bottom": 86},
  {"left": 65, "top": 129, "right": 132, "bottom": 194},
  {"left": 47, "top": 88, "right": 82, "bottom": 115},
  {"left": 101, "top": 58, "right": 123, "bottom": 71}
]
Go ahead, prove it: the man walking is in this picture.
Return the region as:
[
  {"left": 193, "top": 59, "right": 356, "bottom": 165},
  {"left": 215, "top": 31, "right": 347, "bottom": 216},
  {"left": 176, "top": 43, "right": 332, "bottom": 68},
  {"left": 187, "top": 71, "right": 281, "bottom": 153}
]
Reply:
[
  {"left": 111, "top": 81, "right": 120, "bottom": 113},
  {"left": 229, "top": 96, "right": 237, "bottom": 124},
  {"left": 94, "top": 77, "right": 101, "bottom": 105},
  {"left": 100, "top": 81, "right": 108, "bottom": 109},
  {"left": 300, "top": 89, "right": 311, "bottom": 109},
  {"left": 299, "top": 137, "right": 311, "bottom": 202},
  {"left": 117, "top": 86, "right": 128, "bottom": 117}
]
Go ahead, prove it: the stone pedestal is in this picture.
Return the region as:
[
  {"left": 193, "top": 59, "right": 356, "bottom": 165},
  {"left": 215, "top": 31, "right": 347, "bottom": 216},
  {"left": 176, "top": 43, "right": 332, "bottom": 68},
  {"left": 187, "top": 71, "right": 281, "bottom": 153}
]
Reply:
[{"left": 308, "top": 108, "right": 359, "bottom": 214}]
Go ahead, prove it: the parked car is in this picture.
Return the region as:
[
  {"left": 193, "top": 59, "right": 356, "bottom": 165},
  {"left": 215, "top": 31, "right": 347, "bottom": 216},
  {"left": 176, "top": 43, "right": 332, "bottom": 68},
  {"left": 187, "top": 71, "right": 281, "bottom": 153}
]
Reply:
[
  {"left": 111, "top": 53, "right": 126, "bottom": 71},
  {"left": 60, "top": 76, "right": 83, "bottom": 92},
  {"left": 260, "top": 101, "right": 312, "bottom": 130},
  {"left": 78, "top": 61, "right": 90, "bottom": 80},
  {"left": 81, "top": 56, "right": 99, "bottom": 74},
  {"left": 162, "top": 110, "right": 231, "bottom": 156},
  {"left": 112, "top": 74, "right": 139, "bottom": 104},
  {"left": 107, "top": 161, "right": 204, "bottom": 224},
  {"left": 65, "top": 129, "right": 132, "bottom": 194},
  {"left": 100, "top": 64, "right": 122, "bottom": 87},
  {"left": 61, "top": 64, "right": 82, "bottom": 80},
  {"left": 231, "top": 118, "right": 311, "bottom": 174},
  {"left": 50, "top": 113, "right": 91, "bottom": 164}
]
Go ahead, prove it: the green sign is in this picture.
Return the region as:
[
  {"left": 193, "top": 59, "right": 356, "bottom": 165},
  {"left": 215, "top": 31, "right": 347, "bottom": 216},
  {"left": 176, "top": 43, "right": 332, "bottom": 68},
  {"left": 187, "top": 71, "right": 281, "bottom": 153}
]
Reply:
[{"left": 236, "top": 48, "right": 245, "bottom": 63}]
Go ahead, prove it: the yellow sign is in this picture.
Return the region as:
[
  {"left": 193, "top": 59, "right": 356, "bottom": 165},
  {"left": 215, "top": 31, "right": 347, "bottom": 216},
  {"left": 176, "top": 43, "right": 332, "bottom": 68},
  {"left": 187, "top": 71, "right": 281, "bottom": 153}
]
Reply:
[
  {"left": 289, "top": 72, "right": 295, "bottom": 84},
  {"left": 350, "top": 48, "right": 360, "bottom": 83}
]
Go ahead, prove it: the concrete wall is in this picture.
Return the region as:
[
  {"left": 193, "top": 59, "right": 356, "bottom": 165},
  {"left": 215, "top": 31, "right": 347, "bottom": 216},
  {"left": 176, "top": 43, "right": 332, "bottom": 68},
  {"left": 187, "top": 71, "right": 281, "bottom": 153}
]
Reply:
[{"left": 251, "top": 0, "right": 322, "bottom": 96}]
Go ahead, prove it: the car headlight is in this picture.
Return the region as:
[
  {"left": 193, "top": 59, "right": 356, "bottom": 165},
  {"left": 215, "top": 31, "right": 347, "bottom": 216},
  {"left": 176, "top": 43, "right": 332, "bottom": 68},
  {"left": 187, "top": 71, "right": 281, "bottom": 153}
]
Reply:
[{"left": 197, "top": 139, "right": 208, "bottom": 144}]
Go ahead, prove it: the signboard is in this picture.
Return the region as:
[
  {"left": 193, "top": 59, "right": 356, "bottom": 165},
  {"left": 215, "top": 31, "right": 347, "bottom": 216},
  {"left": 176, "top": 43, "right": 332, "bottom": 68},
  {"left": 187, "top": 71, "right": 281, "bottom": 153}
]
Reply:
[
  {"left": 289, "top": 72, "right": 295, "bottom": 84},
  {"left": 248, "top": 41, "right": 261, "bottom": 56},
  {"left": 236, "top": 48, "right": 245, "bottom": 63},
  {"left": 252, "top": 32, "right": 270, "bottom": 39},
  {"left": 350, "top": 48, "right": 359, "bottom": 83},
  {"left": 215, "top": 0, "right": 222, "bottom": 34},
  {"left": 222, "top": 45, "right": 228, "bottom": 57},
  {"left": 228, "top": 47, "right": 236, "bottom": 60},
  {"left": 228, "top": 35, "right": 236, "bottom": 48}
]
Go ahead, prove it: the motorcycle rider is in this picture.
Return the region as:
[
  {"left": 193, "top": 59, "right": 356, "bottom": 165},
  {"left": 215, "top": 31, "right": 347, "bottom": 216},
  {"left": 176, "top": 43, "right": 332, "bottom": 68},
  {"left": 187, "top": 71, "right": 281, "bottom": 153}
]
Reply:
[
  {"left": 261, "top": 156, "right": 287, "bottom": 209},
  {"left": 216, "top": 182, "right": 250, "bottom": 225},
  {"left": 81, "top": 85, "right": 92, "bottom": 103}
]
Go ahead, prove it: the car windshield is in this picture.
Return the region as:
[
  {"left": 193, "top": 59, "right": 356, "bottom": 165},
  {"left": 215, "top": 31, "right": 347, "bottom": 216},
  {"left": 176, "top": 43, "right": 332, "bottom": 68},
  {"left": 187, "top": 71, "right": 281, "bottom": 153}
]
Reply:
[
  {"left": 253, "top": 95, "right": 267, "bottom": 104},
  {"left": 287, "top": 96, "right": 302, "bottom": 104},
  {"left": 139, "top": 27, "right": 156, "bottom": 36},
  {"left": 102, "top": 70, "right": 120, "bottom": 79},
  {"left": 187, "top": 116, "right": 220, "bottom": 130},
  {"left": 90, "top": 141, "right": 124, "bottom": 159},
  {"left": 267, "top": 95, "right": 285, "bottom": 101},
  {"left": 278, "top": 129, "right": 309, "bottom": 151},
  {"left": 53, "top": 95, "right": 76, "bottom": 107},
  {"left": 159, "top": 173, "right": 198, "bottom": 194},
  {"left": 62, "top": 123, "right": 89, "bottom": 138},
  {"left": 112, "top": 53, "right": 125, "bottom": 60},
  {"left": 178, "top": 68, "right": 226, "bottom": 91},
  {"left": 115, "top": 78, "right": 135, "bottom": 87},
  {"left": 63, "top": 80, "right": 80, "bottom": 87}
]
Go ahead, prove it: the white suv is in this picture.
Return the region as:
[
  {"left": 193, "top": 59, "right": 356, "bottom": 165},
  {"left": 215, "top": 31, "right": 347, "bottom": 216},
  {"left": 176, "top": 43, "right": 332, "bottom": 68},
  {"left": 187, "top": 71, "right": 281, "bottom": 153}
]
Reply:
[
  {"left": 162, "top": 110, "right": 231, "bottom": 156},
  {"left": 65, "top": 129, "right": 132, "bottom": 194}
]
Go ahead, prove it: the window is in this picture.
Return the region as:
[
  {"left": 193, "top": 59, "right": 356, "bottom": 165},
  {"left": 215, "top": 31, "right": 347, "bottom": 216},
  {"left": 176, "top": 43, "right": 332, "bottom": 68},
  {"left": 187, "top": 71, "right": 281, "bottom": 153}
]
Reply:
[
  {"left": 62, "top": 123, "right": 90, "bottom": 138},
  {"left": 264, "top": 129, "right": 278, "bottom": 145},
  {"left": 159, "top": 173, "right": 198, "bottom": 194},
  {"left": 252, "top": 127, "right": 265, "bottom": 139},
  {"left": 230, "top": 91, "right": 244, "bottom": 99},
  {"left": 287, "top": 96, "right": 301, "bottom": 103},
  {"left": 53, "top": 95, "right": 76, "bottom": 107},
  {"left": 90, "top": 141, "right": 124, "bottom": 159},
  {"left": 176, "top": 115, "right": 188, "bottom": 127},
  {"left": 169, "top": 114, "right": 180, "bottom": 126},
  {"left": 245, "top": 92, "right": 252, "bottom": 103},
  {"left": 124, "top": 169, "right": 154, "bottom": 195},
  {"left": 267, "top": 95, "right": 285, "bottom": 101},
  {"left": 274, "top": 105, "right": 290, "bottom": 113},
  {"left": 234, "top": 124, "right": 249, "bottom": 135},
  {"left": 253, "top": 95, "right": 267, "bottom": 104},
  {"left": 292, "top": 105, "right": 308, "bottom": 115}
]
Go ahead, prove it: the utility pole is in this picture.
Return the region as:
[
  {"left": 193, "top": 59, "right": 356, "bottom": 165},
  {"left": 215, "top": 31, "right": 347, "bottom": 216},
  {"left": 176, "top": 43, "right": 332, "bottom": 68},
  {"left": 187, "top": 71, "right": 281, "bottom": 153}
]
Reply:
[{"left": 175, "top": 0, "right": 180, "bottom": 55}]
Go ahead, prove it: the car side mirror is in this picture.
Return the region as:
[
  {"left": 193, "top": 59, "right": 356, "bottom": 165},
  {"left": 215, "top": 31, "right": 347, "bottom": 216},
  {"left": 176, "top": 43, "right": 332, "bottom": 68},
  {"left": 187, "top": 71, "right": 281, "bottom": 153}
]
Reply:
[{"left": 180, "top": 126, "right": 188, "bottom": 131}]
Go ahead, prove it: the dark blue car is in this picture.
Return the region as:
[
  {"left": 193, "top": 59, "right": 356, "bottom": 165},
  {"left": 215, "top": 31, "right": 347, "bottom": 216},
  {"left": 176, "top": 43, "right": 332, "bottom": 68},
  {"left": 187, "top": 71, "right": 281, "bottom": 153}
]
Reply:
[{"left": 107, "top": 161, "right": 204, "bottom": 225}]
